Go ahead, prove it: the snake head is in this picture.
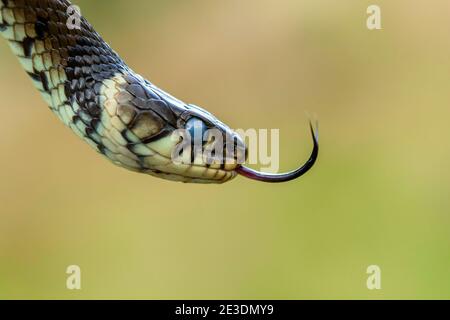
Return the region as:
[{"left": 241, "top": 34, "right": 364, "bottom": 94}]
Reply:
[
  {"left": 142, "top": 103, "right": 247, "bottom": 183},
  {"left": 142, "top": 101, "right": 318, "bottom": 184}
]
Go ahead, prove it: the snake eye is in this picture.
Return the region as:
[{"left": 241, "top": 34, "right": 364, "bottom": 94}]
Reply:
[{"left": 185, "top": 117, "right": 208, "bottom": 141}]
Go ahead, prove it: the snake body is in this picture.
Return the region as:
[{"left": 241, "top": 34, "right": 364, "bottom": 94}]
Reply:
[{"left": 0, "top": 0, "right": 318, "bottom": 184}]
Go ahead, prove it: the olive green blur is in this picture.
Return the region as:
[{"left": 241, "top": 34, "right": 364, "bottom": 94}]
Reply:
[{"left": 0, "top": 0, "right": 449, "bottom": 299}]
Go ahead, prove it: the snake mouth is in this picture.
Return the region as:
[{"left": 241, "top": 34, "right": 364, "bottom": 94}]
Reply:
[{"left": 235, "top": 121, "right": 319, "bottom": 183}]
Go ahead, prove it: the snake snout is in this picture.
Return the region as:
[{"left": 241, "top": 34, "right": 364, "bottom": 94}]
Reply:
[{"left": 224, "top": 132, "right": 247, "bottom": 165}]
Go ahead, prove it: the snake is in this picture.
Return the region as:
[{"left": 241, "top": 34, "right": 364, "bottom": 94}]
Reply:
[{"left": 0, "top": 0, "right": 318, "bottom": 184}]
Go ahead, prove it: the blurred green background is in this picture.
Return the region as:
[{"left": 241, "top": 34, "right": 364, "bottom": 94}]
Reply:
[{"left": 1, "top": 0, "right": 449, "bottom": 299}]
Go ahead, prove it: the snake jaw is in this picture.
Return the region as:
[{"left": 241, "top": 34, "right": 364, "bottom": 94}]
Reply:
[{"left": 235, "top": 121, "right": 319, "bottom": 183}]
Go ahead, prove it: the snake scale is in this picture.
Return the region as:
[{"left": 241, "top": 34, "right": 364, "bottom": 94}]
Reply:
[{"left": 0, "top": 0, "right": 318, "bottom": 183}]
